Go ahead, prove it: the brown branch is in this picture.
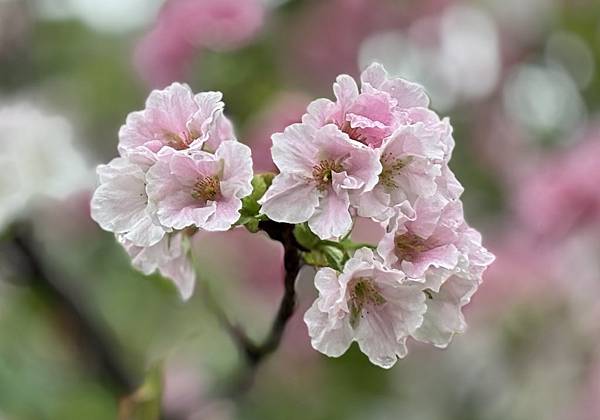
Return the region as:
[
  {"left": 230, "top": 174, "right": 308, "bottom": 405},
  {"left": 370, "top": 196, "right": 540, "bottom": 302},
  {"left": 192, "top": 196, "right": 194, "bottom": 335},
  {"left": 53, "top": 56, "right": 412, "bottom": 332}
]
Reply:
[{"left": 206, "top": 221, "right": 304, "bottom": 395}]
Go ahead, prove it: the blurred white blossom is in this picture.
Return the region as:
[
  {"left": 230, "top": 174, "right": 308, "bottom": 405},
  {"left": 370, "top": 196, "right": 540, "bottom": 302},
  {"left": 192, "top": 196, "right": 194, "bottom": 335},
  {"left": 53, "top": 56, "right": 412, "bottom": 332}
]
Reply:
[
  {"left": 0, "top": 101, "right": 92, "bottom": 231},
  {"left": 359, "top": 4, "right": 500, "bottom": 111}
]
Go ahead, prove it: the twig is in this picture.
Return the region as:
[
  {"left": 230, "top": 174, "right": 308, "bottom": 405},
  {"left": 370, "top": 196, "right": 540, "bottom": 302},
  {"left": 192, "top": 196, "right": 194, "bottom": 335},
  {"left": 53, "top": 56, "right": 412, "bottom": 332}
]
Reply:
[{"left": 206, "top": 221, "right": 303, "bottom": 395}]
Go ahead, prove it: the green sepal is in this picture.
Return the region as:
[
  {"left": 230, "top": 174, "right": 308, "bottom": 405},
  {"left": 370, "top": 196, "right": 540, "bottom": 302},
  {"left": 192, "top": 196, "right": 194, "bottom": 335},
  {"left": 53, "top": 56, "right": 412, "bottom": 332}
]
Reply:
[
  {"left": 319, "top": 245, "right": 346, "bottom": 272},
  {"left": 236, "top": 172, "right": 275, "bottom": 232},
  {"left": 293, "top": 223, "right": 321, "bottom": 250}
]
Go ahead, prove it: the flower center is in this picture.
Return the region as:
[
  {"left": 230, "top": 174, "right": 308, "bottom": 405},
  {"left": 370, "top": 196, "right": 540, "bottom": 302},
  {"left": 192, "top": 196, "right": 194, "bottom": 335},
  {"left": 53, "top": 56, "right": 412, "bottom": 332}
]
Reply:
[
  {"left": 312, "top": 159, "right": 344, "bottom": 191},
  {"left": 394, "top": 232, "right": 429, "bottom": 261},
  {"left": 165, "top": 131, "right": 193, "bottom": 150},
  {"left": 379, "top": 152, "right": 410, "bottom": 191},
  {"left": 348, "top": 277, "right": 386, "bottom": 327},
  {"left": 191, "top": 175, "right": 220, "bottom": 201},
  {"left": 339, "top": 120, "right": 368, "bottom": 144}
]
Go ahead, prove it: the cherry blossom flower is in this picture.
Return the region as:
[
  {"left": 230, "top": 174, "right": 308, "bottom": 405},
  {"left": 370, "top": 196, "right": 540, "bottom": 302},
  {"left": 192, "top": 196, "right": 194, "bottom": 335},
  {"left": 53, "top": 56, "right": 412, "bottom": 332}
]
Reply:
[
  {"left": 377, "top": 196, "right": 494, "bottom": 347},
  {"left": 259, "top": 123, "right": 381, "bottom": 239},
  {"left": 304, "top": 247, "right": 426, "bottom": 368},
  {"left": 146, "top": 141, "right": 253, "bottom": 231},
  {"left": 303, "top": 62, "right": 429, "bottom": 148},
  {"left": 90, "top": 154, "right": 167, "bottom": 247},
  {"left": 353, "top": 112, "right": 452, "bottom": 221},
  {"left": 118, "top": 82, "right": 233, "bottom": 157},
  {"left": 118, "top": 232, "right": 195, "bottom": 300}
]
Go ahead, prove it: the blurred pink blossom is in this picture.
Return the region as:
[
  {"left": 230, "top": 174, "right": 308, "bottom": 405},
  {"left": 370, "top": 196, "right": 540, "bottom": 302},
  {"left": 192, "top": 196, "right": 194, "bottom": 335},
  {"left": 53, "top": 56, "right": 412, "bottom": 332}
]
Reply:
[
  {"left": 244, "top": 92, "right": 311, "bottom": 173},
  {"left": 516, "top": 132, "right": 600, "bottom": 239},
  {"left": 472, "top": 232, "right": 558, "bottom": 313},
  {"left": 135, "top": 0, "right": 265, "bottom": 87},
  {"left": 287, "top": 0, "right": 452, "bottom": 88}
]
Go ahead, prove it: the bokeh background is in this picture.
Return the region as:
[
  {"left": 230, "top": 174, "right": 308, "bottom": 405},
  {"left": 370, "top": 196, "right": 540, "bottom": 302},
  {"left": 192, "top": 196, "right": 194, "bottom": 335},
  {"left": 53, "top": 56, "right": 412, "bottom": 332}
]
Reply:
[{"left": 1, "top": 0, "right": 600, "bottom": 419}]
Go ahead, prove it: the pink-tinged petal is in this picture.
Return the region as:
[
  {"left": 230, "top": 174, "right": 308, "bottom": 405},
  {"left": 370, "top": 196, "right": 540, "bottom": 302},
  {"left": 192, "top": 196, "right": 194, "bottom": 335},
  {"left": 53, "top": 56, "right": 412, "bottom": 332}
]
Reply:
[
  {"left": 408, "top": 195, "right": 448, "bottom": 238},
  {"left": 144, "top": 82, "right": 198, "bottom": 138},
  {"left": 312, "top": 124, "right": 382, "bottom": 189},
  {"left": 123, "top": 146, "right": 159, "bottom": 171},
  {"left": 217, "top": 141, "right": 253, "bottom": 198},
  {"left": 259, "top": 174, "right": 319, "bottom": 223},
  {"left": 354, "top": 280, "right": 425, "bottom": 368},
  {"left": 311, "top": 124, "right": 356, "bottom": 157},
  {"left": 169, "top": 152, "right": 209, "bottom": 183},
  {"left": 331, "top": 171, "right": 363, "bottom": 193},
  {"left": 309, "top": 190, "right": 352, "bottom": 239},
  {"left": 347, "top": 91, "right": 394, "bottom": 127},
  {"left": 360, "top": 62, "right": 388, "bottom": 90},
  {"left": 118, "top": 110, "right": 154, "bottom": 154},
  {"left": 119, "top": 233, "right": 195, "bottom": 300},
  {"left": 159, "top": 195, "right": 217, "bottom": 230},
  {"left": 353, "top": 187, "right": 392, "bottom": 221},
  {"left": 186, "top": 91, "right": 224, "bottom": 137},
  {"left": 354, "top": 309, "right": 407, "bottom": 368},
  {"left": 437, "top": 165, "right": 464, "bottom": 200},
  {"left": 96, "top": 157, "right": 137, "bottom": 183},
  {"left": 344, "top": 144, "right": 382, "bottom": 192},
  {"left": 304, "top": 302, "right": 353, "bottom": 358},
  {"left": 91, "top": 163, "right": 147, "bottom": 234},
  {"left": 147, "top": 157, "right": 216, "bottom": 229},
  {"left": 333, "top": 74, "right": 359, "bottom": 118},
  {"left": 271, "top": 123, "right": 319, "bottom": 175},
  {"left": 202, "top": 196, "right": 242, "bottom": 231},
  {"left": 302, "top": 98, "right": 335, "bottom": 128},
  {"left": 403, "top": 244, "right": 460, "bottom": 278},
  {"left": 123, "top": 215, "right": 166, "bottom": 247},
  {"left": 412, "top": 275, "right": 478, "bottom": 348},
  {"left": 314, "top": 267, "right": 344, "bottom": 312},
  {"left": 200, "top": 110, "right": 235, "bottom": 153},
  {"left": 361, "top": 63, "right": 429, "bottom": 108},
  {"left": 381, "top": 78, "right": 430, "bottom": 109}
]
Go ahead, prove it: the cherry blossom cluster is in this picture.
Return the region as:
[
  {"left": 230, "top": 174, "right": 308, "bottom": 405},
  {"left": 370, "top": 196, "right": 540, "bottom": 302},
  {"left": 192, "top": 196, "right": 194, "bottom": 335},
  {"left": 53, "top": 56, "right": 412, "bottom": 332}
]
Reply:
[
  {"left": 91, "top": 83, "right": 253, "bottom": 299},
  {"left": 91, "top": 63, "right": 494, "bottom": 368}
]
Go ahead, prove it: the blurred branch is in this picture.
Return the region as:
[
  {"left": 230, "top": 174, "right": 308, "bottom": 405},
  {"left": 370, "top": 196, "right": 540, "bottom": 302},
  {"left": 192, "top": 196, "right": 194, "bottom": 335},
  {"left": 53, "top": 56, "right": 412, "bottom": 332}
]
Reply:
[
  {"left": 7, "top": 223, "right": 137, "bottom": 395},
  {"left": 205, "top": 221, "right": 303, "bottom": 396}
]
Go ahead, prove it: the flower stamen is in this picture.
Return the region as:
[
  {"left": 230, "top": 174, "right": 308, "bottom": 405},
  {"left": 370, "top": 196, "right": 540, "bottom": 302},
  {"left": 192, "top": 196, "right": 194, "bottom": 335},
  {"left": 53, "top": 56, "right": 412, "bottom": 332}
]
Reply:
[
  {"left": 312, "top": 159, "right": 344, "bottom": 191},
  {"left": 339, "top": 120, "right": 368, "bottom": 144},
  {"left": 379, "top": 152, "right": 410, "bottom": 191},
  {"left": 191, "top": 175, "right": 220, "bottom": 201},
  {"left": 394, "top": 232, "right": 429, "bottom": 261},
  {"left": 348, "top": 277, "right": 386, "bottom": 327}
]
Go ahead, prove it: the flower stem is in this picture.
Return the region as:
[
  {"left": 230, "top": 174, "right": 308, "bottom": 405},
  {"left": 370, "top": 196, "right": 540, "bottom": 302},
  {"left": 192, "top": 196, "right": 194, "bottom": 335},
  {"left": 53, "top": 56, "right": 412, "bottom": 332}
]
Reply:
[{"left": 206, "top": 221, "right": 303, "bottom": 396}]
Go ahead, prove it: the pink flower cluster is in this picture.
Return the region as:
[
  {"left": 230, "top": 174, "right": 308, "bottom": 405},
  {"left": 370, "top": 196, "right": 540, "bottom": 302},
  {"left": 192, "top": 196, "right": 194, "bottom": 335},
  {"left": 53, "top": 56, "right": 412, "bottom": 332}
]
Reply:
[
  {"left": 90, "top": 64, "right": 493, "bottom": 367},
  {"left": 91, "top": 83, "right": 253, "bottom": 299},
  {"left": 259, "top": 63, "right": 493, "bottom": 367}
]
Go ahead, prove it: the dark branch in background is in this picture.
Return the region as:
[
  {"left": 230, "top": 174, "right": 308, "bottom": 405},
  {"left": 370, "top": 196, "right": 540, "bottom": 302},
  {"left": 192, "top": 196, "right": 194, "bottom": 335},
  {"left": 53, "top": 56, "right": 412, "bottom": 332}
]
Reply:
[
  {"left": 4, "top": 224, "right": 182, "bottom": 420},
  {"left": 205, "top": 221, "right": 304, "bottom": 396},
  {"left": 8, "top": 224, "right": 137, "bottom": 395}
]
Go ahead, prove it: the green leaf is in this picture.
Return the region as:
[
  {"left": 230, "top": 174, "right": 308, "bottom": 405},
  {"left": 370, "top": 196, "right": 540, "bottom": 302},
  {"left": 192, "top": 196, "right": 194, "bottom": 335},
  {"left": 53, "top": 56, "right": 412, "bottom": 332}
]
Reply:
[
  {"left": 237, "top": 173, "right": 275, "bottom": 231},
  {"left": 302, "top": 250, "right": 329, "bottom": 267},
  {"left": 240, "top": 173, "right": 275, "bottom": 217},
  {"left": 339, "top": 239, "right": 376, "bottom": 251},
  {"left": 320, "top": 245, "right": 346, "bottom": 272},
  {"left": 293, "top": 223, "right": 321, "bottom": 250}
]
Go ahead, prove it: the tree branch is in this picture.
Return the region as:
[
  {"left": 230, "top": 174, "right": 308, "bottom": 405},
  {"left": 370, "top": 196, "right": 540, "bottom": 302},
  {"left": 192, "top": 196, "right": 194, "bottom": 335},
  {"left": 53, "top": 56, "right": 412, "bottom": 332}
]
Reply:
[{"left": 207, "top": 221, "right": 303, "bottom": 395}]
